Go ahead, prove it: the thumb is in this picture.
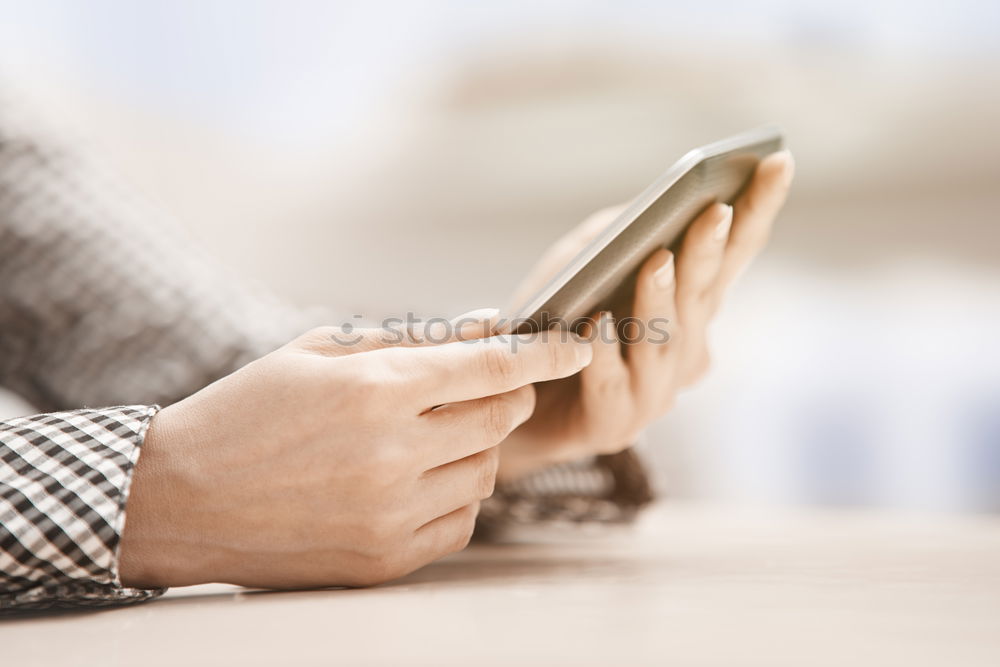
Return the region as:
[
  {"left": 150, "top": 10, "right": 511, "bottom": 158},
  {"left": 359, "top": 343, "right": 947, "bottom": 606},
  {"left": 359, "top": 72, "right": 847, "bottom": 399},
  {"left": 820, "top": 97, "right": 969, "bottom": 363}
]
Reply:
[
  {"left": 289, "top": 307, "right": 501, "bottom": 358},
  {"left": 424, "top": 307, "right": 502, "bottom": 345}
]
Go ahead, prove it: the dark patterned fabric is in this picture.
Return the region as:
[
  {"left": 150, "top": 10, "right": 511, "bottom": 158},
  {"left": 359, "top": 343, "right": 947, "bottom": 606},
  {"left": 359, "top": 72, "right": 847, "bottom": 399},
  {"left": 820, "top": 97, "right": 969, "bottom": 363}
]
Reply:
[
  {"left": 1, "top": 406, "right": 164, "bottom": 610},
  {"left": 0, "top": 85, "right": 653, "bottom": 611},
  {"left": 479, "top": 449, "right": 654, "bottom": 536}
]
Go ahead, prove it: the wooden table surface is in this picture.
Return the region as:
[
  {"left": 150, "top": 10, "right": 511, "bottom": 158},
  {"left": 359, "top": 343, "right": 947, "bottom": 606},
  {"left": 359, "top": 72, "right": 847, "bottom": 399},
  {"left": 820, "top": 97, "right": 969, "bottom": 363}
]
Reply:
[{"left": 4, "top": 504, "right": 999, "bottom": 666}]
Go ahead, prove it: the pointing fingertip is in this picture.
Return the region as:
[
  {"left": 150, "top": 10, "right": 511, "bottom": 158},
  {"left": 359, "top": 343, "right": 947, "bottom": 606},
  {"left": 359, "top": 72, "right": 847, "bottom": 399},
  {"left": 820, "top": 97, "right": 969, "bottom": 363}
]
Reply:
[
  {"left": 570, "top": 334, "right": 594, "bottom": 368},
  {"left": 451, "top": 307, "right": 501, "bottom": 339},
  {"left": 768, "top": 149, "right": 795, "bottom": 185}
]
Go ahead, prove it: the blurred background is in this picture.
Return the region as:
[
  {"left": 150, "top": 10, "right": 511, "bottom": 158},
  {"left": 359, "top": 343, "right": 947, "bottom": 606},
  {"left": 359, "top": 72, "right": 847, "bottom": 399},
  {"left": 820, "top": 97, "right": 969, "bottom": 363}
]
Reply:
[{"left": 1, "top": 0, "right": 998, "bottom": 512}]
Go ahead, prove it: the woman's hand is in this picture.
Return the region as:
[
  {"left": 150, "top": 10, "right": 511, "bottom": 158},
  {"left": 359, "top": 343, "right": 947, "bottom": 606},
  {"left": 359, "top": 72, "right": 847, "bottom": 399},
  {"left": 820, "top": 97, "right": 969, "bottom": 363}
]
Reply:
[
  {"left": 119, "top": 326, "right": 592, "bottom": 589},
  {"left": 498, "top": 150, "right": 795, "bottom": 480}
]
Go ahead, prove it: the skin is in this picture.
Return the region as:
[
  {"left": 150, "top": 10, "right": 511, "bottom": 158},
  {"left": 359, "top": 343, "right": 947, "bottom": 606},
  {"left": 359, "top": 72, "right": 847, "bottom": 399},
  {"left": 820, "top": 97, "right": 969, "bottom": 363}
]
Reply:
[
  {"left": 497, "top": 149, "right": 795, "bottom": 479},
  {"left": 119, "top": 330, "right": 593, "bottom": 589},
  {"left": 119, "top": 149, "right": 793, "bottom": 590}
]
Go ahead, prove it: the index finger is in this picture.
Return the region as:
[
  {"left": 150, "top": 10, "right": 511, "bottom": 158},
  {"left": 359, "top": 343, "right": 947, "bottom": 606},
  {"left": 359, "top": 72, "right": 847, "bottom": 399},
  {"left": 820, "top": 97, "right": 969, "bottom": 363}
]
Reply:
[
  {"left": 715, "top": 149, "right": 795, "bottom": 291},
  {"left": 377, "top": 332, "right": 593, "bottom": 408}
]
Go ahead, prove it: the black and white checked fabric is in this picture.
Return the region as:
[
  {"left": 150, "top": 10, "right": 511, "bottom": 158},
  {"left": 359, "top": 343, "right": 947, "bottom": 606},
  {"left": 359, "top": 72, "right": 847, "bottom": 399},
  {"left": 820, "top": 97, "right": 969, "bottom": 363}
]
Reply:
[
  {"left": 0, "top": 83, "right": 652, "bottom": 612},
  {"left": 1, "top": 406, "right": 163, "bottom": 610}
]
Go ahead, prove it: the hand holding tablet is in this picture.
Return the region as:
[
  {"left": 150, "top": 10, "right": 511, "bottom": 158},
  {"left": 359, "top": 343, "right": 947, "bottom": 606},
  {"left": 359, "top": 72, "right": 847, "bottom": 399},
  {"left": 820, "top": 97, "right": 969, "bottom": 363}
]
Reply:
[
  {"left": 497, "top": 129, "right": 794, "bottom": 480},
  {"left": 505, "top": 126, "right": 785, "bottom": 332}
]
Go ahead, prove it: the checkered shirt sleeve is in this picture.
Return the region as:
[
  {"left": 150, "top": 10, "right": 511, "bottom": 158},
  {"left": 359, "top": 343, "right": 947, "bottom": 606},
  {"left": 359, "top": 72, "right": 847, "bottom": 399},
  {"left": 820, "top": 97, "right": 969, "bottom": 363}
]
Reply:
[
  {"left": 0, "top": 89, "right": 316, "bottom": 611},
  {"left": 1, "top": 406, "right": 164, "bottom": 610}
]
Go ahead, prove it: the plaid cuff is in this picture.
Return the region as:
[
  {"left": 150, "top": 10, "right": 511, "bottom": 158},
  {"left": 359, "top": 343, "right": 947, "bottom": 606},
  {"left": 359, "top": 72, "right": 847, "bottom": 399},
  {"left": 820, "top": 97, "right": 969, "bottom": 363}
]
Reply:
[
  {"left": 477, "top": 447, "right": 655, "bottom": 538},
  {"left": 1, "top": 405, "right": 166, "bottom": 611}
]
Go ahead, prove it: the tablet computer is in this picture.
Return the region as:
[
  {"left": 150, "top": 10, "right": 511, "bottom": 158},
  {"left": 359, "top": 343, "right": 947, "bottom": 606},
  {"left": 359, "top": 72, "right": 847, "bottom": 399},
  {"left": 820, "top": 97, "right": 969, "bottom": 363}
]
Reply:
[{"left": 505, "top": 125, "right": 784, "bottom": 333}]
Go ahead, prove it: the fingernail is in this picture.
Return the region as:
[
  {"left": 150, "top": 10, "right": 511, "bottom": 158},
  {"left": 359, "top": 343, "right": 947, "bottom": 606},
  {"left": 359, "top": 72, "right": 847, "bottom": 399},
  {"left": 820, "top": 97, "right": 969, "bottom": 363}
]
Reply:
[
  {"left": 571, "top": 334, "right": 594, "bottom": 368},
  {"left": 451, "top": 307, "right": 500, "bottom": 337},
  {"left": 451, "top": 307, "right": 499, "bottom": 324},
  {"left": 598, "top": 311, "right": 615, "bottom": 343},
  {"left": 714, "top": 205, "right": 734, "bottom": 241},
  {"left": 776, "top": 149, "right": 795, "bottom": 184},
  {"left": 653, "top": 252, "right": 675, "bottom": 289}
]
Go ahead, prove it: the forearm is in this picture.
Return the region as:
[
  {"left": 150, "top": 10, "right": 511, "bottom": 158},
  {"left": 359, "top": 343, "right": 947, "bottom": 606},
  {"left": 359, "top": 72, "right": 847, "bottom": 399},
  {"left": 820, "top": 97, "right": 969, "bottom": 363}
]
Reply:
[{"left": 0, "top": 88, "right": 322, "bottom": 412}]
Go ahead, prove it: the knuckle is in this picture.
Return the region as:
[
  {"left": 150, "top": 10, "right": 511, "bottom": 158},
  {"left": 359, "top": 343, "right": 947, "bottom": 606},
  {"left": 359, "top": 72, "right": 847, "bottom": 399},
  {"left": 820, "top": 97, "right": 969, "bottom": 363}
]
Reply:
[
  {"left": 481, "top": 345, "right": 518, "bottom": 384},
  {"left": 546, "top": 338, "right": 567, "bottom": 376},
  {"left": 483, "top": 397, "right": 515, "bottom": 442}
]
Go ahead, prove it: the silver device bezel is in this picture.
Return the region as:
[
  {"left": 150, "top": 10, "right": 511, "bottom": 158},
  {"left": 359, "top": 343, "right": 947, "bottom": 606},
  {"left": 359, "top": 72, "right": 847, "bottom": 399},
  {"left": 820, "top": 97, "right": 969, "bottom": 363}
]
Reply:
[{"left": 506, "top": 125, "right": 783, "bottom": 324}]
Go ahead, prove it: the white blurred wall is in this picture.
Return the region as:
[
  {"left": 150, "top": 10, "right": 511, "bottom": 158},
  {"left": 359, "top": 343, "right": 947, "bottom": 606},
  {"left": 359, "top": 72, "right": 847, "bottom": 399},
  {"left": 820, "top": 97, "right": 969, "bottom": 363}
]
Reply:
[{"left": 2, "top": 0, "right": 998, "bottom": 511}]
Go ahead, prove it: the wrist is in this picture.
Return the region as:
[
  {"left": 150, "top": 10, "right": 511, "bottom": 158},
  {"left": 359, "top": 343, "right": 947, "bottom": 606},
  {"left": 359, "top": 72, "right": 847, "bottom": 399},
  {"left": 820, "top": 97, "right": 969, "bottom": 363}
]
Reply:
[{"left": 118, "top": 405, "right": 213, "bottom": 588}]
